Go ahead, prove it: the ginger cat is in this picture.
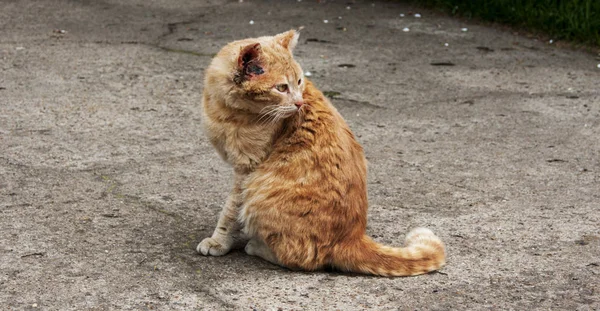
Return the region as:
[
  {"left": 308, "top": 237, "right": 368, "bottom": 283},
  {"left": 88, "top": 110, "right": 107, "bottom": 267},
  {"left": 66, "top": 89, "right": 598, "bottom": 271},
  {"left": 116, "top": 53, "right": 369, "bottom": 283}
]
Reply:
[{"left": 197, "top": 29, "right": 446, "bottom": 276}]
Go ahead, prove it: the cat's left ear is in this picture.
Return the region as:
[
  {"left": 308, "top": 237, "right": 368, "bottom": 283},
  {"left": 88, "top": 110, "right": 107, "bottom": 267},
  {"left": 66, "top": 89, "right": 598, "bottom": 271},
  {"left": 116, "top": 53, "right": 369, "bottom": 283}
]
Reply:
[
  {"left": 234, "top": 42, "right": 264, "bottom": 84},
  {"left": 276, "top": 29, "right": 301, "bottom": 52}
]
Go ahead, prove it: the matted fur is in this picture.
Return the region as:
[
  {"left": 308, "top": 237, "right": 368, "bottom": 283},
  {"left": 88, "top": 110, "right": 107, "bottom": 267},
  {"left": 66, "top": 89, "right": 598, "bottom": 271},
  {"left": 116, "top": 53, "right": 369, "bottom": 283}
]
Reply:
[{"left": 197, "top": 30, "right": 446, "bottom": 276}]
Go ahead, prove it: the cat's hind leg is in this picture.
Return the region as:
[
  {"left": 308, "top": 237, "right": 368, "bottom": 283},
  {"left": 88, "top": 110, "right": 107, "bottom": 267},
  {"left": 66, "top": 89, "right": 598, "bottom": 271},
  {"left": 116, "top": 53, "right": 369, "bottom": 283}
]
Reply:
[{"left": 245, "top": 238, "right": 279, "bottom": 265}]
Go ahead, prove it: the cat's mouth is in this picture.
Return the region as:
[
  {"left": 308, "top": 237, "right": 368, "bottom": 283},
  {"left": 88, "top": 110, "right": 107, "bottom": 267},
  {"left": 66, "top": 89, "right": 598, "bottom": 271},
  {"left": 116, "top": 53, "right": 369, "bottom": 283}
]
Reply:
[{"left": 257, "top": 105, "right": 299, "bottom": 124}]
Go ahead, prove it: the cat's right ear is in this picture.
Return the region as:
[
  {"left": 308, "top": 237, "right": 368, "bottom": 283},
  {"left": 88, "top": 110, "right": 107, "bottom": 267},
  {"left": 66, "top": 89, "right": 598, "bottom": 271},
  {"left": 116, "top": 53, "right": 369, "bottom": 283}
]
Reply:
[
  {"left": 235, "top": 43, "right": 264, "bottom": 84},
  {"left": 275, "top": 29, "right": 300, "bottom": 52}
]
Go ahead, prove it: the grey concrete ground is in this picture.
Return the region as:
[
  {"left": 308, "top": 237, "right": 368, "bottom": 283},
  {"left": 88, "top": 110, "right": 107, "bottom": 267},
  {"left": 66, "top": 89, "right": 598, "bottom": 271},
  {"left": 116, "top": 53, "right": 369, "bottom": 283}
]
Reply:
[{"left": 1, "top": 0, "right": 599, "bottom": 310}]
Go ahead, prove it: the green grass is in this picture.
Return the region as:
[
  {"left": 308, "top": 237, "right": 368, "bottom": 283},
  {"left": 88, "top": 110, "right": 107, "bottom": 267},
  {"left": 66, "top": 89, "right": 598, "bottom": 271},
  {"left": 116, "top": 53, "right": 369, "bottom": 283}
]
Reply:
[{"left": 413, "top": 0, "right": 600, "bottom": 46}]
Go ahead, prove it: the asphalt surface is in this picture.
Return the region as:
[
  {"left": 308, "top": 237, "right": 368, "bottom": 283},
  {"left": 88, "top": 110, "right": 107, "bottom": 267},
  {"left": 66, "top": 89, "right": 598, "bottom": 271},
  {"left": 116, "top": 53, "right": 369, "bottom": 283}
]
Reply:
[{"left": 1, "top": 0, "right": 599, "bottom": 310}]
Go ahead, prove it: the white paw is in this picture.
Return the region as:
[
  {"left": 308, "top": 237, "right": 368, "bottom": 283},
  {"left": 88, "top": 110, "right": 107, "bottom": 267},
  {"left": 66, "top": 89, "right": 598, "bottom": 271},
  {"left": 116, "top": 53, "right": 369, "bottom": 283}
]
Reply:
[{"left": 197, "top": 237, "right": 231, "bottom": 256}]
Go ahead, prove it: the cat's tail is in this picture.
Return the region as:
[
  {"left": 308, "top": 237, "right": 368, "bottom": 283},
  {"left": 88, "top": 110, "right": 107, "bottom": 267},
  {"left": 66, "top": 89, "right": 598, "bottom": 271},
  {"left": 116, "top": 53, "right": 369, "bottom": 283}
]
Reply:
[{"left": 332, "top": 228, "right": 446, "bottom": 276}]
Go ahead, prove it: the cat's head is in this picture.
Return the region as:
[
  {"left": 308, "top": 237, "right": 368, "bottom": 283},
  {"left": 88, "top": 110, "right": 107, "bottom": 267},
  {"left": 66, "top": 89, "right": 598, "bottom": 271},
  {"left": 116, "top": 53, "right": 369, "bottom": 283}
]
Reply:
[{"left": 224, "top": 30, "right": 306, "bottom": 118}]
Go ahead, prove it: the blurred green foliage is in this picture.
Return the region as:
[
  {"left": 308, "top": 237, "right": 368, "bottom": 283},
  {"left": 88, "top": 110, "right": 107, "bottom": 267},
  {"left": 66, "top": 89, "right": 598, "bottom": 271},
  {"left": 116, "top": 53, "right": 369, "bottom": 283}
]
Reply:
[{"left": 414, "top": 0, "right": 600, "bottom": 46}]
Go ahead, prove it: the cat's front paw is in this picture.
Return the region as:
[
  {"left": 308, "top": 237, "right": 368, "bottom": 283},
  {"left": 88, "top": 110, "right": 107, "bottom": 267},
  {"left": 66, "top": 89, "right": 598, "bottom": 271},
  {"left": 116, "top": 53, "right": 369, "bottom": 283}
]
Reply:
[{"left": 197, "top": 237, "right": 231, "bottom": 256}]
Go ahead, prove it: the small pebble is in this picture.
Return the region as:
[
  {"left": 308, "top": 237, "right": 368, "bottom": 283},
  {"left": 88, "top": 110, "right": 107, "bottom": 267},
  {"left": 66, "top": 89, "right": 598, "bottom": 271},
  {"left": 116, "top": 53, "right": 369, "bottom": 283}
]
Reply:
[
  {"left": 414, "top": 13, "right": 422, "bottom": 18},
  {"left": 399, "top": 13, "right": 405, "bottom": 17},
  {"left": 305, "top": 71, "right": 312, "bottom": 77},
  {"left": 16, "top": 46, "right": 25, "bottom": 50},
  {"left": 32, "top": 304, "right": 38, "bottom": 308},
  {"left": 346, "top": 6, "right": 351, "bottom": 10},
  {"left": 402, "top": 27, "right": 410, "bottom": 32},
  {"left": 597, "top": 64, "right": 600, "bottom": 69},
  {"left": 444, "top": 43, "right": 449, "bottom": 47},
  {"left": 338, "top": 16, "right": 342, "bottom": 20},
  {"left": 461, "top": 28, "right": 468, "bottom": 32},
  {"left": 323, "top": 20, "right": 328, "bottom": 23},
  {"left": 249, "top": 20, "right": 254, "bottom": 25},
  {"left": 549, "top": 39, "right": 554, "bottom": 44}
]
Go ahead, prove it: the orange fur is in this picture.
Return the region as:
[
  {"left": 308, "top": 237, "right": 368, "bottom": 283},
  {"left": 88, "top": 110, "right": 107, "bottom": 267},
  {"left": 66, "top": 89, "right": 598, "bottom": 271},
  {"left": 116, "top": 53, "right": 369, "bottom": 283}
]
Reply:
[{"left": 198, "top": 30, "right": 446, "bottom": 276}]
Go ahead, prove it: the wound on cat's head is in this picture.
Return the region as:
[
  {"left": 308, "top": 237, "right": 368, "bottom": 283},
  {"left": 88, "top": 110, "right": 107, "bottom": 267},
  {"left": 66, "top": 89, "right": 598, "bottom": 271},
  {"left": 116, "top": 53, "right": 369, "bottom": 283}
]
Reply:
[
  {"left": 234, "top": 43, "right": 264, "bottom": 84},
  {"left": 223, "top": 29, "right": 306, "bottom": 116}
]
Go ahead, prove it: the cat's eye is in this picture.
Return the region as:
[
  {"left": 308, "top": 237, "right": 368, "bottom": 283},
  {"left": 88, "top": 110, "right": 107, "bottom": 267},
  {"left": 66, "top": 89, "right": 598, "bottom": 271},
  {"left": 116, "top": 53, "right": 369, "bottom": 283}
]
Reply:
[
  {"left": 275, "top": 84, "right": 289, "bottom": 92},
  {"left": 298, "top": 78, "right": 302, "bottom": 85}
]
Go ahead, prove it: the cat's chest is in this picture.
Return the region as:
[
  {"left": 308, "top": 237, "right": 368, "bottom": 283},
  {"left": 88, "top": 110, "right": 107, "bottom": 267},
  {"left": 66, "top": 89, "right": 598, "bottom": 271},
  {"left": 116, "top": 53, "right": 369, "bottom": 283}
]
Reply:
[
  {"left": 227, "top": 126, "right": 273, "bottom": 151},
  {"left": 210, "top": 121, "right": 277, "bottom": 169}
]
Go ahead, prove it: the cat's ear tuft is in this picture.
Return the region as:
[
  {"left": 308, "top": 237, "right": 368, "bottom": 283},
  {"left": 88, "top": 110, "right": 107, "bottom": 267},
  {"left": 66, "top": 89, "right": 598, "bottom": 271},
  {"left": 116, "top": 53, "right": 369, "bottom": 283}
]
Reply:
[
  {"left": 235, "top": 43, "right": 264, "bottom": 83},
  {"left": 276, "top": 29, "right": 300, "bottom": 52}
]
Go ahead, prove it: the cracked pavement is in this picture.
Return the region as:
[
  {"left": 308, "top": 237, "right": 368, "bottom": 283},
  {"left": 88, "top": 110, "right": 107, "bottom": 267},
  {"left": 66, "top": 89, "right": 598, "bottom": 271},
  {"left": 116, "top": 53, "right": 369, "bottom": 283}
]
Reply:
[{"left": 1, "top": 0, "right": 599, "bottom": 310}]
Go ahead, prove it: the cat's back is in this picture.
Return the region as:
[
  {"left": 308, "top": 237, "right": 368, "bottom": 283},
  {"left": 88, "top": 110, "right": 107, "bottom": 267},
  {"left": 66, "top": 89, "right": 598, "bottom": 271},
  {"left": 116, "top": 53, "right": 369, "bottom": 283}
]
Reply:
[
  {"left": 243, "top": 80, "right": 369, "bottom": 239},
  {"left": 250, "top": 80, "right": 367, "bottom": 196}
]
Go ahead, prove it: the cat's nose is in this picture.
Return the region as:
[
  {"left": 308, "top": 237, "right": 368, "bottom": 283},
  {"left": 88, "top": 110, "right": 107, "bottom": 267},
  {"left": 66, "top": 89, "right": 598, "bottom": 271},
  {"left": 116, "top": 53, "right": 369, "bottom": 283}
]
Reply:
[{"left": 294, "top": 101, "right": 304, "bottom": 108}]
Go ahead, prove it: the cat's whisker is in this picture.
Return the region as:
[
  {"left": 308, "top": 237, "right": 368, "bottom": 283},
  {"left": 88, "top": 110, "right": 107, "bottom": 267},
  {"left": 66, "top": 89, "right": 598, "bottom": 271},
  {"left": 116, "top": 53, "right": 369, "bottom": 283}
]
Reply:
[
  {"left": 277, "top": 106, "right": 298, "bottom": 122},
  {"left": 257, "top": 105, "right": 303, "bottom": 126},
  {"left": 272, "top": 110, "right": 287, "bottom": 124},
  {"left": 257, "top": 111, "right": 274, "bottom": 124},
  {"left": 259, "top": 106, "right": 278, "bottom": 116},
  {"left": 269, "top": 110, "right": 283, "bottom": 125},
  {"left": 258, "top": 115, "right": 273, "bottom": 126},
  {"left": 259, "top": 106, "right": 290, "bottom": 125},
  {"left": 264, "top": 113, "right": 279, "bottom": 125},
  {"left": 259, "top": 105, "right": 278, "bottom": 115},
  {"left": 257, "top": 105, "right": 280, "bottom": 124},
  {"left": 263, "top": 110, "right": 284, "bottom": 126}
]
